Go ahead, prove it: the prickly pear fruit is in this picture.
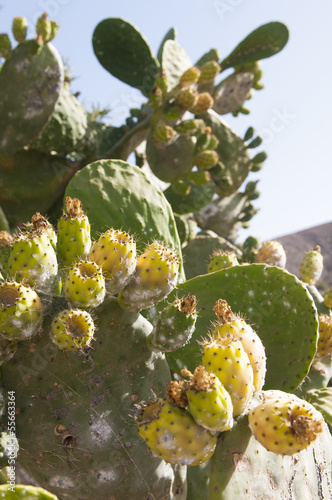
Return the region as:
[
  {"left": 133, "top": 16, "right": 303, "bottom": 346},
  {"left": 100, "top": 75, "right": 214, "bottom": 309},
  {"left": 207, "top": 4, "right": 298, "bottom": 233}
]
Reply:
[
  {"left": 207, "top": 250, "right": 239, "bottom": 273},
  {"left": 0, "top": 282, "right": 43, "bottom": 340},
  {"left": 137, "top": 398, "right": 217, "bottom": 466},
  {"left": 147, "top": 295, "right": 197, "bottom": 352},
  {"left": 174, "top": 118, "right": 205, "bottom": 136},
  {"left": 212, "top": 299, "right": 266, "bottom": 392},
  {"left": 191, "top": 92, "right": 214, "bottom": 115},
  {"left": 88, "top": 228, "right": 136, "bottom": 295},
  {"left": 57, "top": 197, "right": 91, "bottom": 268},
  {"left": 182, "top": 365, "right": 234, "bottom": 432},
  {"left": 175, "top": 87, "right": 197, "bottom": 111},
  {"left": 118, "top": 241, "right": 179, "bottom": 312},
  {"left": 314, "top": 314, "right": 332, "bottom": 362},
  {"left": 255, "top": 240, "right": 286, "bottom": 268},
  {"left": 151, "top": 123, "right": 175, "bottom": 147},
  {"left": 8, "top": 223, "right": 58, "bottom": 295},
  {"left": 299, "top": 245, "right": 323, "bottom": 285},
  {"left": 194, "top": 150, "right": 219, "bottom": 170},
  {"left": 198, "top": 61, "right": 221, "bottom": 83},
  {"left": 248, "top": 390, "right": 324, "bottom": 455},
  {"left": 50, "top": 308, "right": 95, "bottom": 351},
  {"left": 179, "top": 66, "right": 201, "bottom": 87},
  {"left": 30, "top": 212, "right": 57, "bottom": 249},
  {"left": 36, "top": 13, "right": 52, "bottom": 43},
  {"left": 63, "top": 260, "right": 105, "bottom": 309},
  {"left": 0, "top": 231, "right": 13, "bottom": 276},
  {"left": 12, "top": 16, "right": 27, "bottom": 43},
  {"left": 202, "top": 335, "right": 254, "bottom": 416},
  {"left": 323, "top": 287, "right": 332, "bottom": 308},
  {"left": 0, "top": 34, "right": 11, "bottom": 60}
]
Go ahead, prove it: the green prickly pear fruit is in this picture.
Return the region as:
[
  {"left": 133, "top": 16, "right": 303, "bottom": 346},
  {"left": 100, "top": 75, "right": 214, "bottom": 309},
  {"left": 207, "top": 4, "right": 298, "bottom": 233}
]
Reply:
[
  {"left": 212, "top": 299, "right": 266, "bottom": 392},
  {"left": 8, "top": 222, "right": 58, "bottom": 295},
  {"left": 149, "top": 86, "right": 163, "bottom": 110},
  {"left": 57, "top": 197, "right": 91, "bottom": 268},
  {"left": 175, "top": 87, "right": 197, "bottom": 111},
  {"left": 314, "top": 314, "right": 332, "bottom": 362},
  {"left": 299, "top": 245, "right": 323, "bottom": 285},
  {"left": 255, "top": 240, "right": 286, "bottom": 268},
  {"left": 191, "top": 92, "right": 214, "bottom": 115},
  {"left": 88, "top": 228, "right": 136, "bottom": 295},
  {"left": 207, "top": 250, "right": 239, "bottom": 273},
  {"left": 194, "top": 150, "right": 219, "bottom": 170},
  {"left": 137, "top": 397, "right": 217, "bottom": 466},
  {"left": 0, "top": 231, "right": 13, "bottom": 276},
  {"left": 50, "top": 308, "right": 95, "bottom": 351},
  {"left": 248, "top": 390, "right": 324, "bottom": 455},
  {"left": 147, "top": 295, "right": 197, "bottom": 352},
  {"left": 182, "top": 365, "right": 234, "bottom": 433},
  {"left": 0, "top": 281, "right": 43, "bottom": 340},
  {"left": 0, "top": 34, "right": 11, "bottom": 59},
  {"left": 202, "top": 334, "right": 254, "bottom": 416},
  {"left": 118, "top": 241, "right": 179, "bottom": 312},
  {"left": 179, "top": 66, "right": 201, "bottom": 87},
  {"left": 12, "top": 17, "right": 28, "bottom": 43},
  {"left": 36, "top": 13, "right": 52, "bottom": 43},
  {"left": 174, "top": 118, "right": 205, "bottom": 136},
  {"left": 151, "top": 123, "right": 175, "bottom": 147},
  {"left": 49, "top": 20, "right": 60, "bottom": 42},
  {"left": 242, "top": 235, "right": 261, "bottom": 263},
  {"left": 323, "top": 287, "right": 332, "bottom": 308},
  {"left": 63, "top": 260, "right": 106, "bottom": 309},
  {"left": 198, "top": 60, "right": 221, "bottom": 83}
]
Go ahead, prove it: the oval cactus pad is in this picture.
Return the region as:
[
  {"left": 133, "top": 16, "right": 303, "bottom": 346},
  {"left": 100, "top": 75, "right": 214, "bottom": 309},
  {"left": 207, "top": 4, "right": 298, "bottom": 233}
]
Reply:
[{"left": 166, "top": 264, "right": 318, "bottom": 392}]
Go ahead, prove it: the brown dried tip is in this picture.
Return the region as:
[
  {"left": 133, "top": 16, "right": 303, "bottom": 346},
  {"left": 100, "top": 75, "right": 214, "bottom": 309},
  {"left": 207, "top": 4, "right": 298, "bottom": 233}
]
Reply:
[
  {"left": 0, "top": 231, "right": 13, "bottom": 248},
  {"left": 290, "top": 413, "right": 324, "bottom": 445},
  {"left": 177, "top": 295, "right": 197, "bottom": 316},
  {"left": 31, "top": 212, "right": 48, "bottom": 232},
  {"left": 188, "top": 365, "right": 215, "bottom": 392},
  {"left": 65, "top": 196, "right": 85, "bottom": 219},
  {"left": 313, "top": 245, "right": 321, "bottom": 253},
  {"left": 213, "top": 299, "right": 236, "bottom": 324},
  {"left": 167, "top": 381, "right": 188, "bottom": 408}
]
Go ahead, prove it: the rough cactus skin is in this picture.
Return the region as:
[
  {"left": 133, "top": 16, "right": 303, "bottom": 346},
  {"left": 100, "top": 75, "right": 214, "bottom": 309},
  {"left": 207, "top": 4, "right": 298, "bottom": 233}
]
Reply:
[
  {"left": 137, "top": 398, "right": 217, "bottom": 466},
  {"left": 49, "top": 308, "right": 95, "bottom": 351},
  {"left": 63, "top": 260, "right": 105, "bottom": 309},
  {"left": 314, "top": 314, "right": 332, "bottom": 361},
  {"left": 147, "top": 295, "right": 197, "bottom": 352},
  {"left": 184, "top": 365, "right": 234, "bottom": 432},
  {"left": 255, "top": 240, "right": 286, "bottom": 268},
  {"left": 299, "top": 245, "right": 323, "bottom": 285},
  {"left": 202, "top": 336, "right": 254, "bottom": 416},
  {"left": 0, "top": 282, "right": 43, "bottom": 340},
  {"left": 8, "top": 231, "right": 58, "bottom": 295},
  {"left": 88, "top": 228, "right": 136, "bottom": 295},
  {"left": 248, "top": 390, "right": 324, "bottom": 455},
  {"left": 57, "top": 197, "right": 91, "bottom": 268},
  {"left": 1, "top": 298, "right": 186, "bottom": 499},
  {"left": 118, "top": 241, "right": 179, "bottom": 312}
]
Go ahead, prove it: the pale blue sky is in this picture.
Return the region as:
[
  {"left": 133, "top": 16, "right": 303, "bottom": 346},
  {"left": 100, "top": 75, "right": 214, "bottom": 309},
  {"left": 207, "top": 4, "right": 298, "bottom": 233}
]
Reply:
[{"left": 1, "top": 0, "right": 331, "bottom": 242}]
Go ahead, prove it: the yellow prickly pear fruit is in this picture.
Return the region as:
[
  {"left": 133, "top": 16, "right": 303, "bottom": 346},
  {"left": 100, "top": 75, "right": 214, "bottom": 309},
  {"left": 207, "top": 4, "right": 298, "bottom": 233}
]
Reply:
[
  {"left": 175, "top": 87, "right": 197, "bottom": 112},
  {"left": 179, "top": 66, "right": 201, "bottom": 87},
  {"left": 198, "top": 60, "right": 221, "bottom": 83},
  {"left": 12, "top": 17, "right": 28, "bottom": 43},
  {"left": 248, "top": 390, "right": 324, "bottom": 455},
  {"left": 299, "top": 246, "right": 323, "bottom": 285},
  {"left": 255, "top": 240, "right": 286, "bottom": 268},
  {"left": 314, "top": 314, "right": 332, "bottom": 362},
  {"left": 194, "top": 150, "right": 219, "bottom": 170},
  {"left": 50, "top": 308, "right": 95, "bottom": 351},
  {"left": 191, "top": 92, "right": 214, "bottom": 115},
  {"left": 207, "top": 250, "right": 239, "bottom": 273},
  {"left": 36, "top": 13, "right": 52, "bottom": 43},
  {"left": 323, "top": 287, "right": 332, "bottom": 308}
]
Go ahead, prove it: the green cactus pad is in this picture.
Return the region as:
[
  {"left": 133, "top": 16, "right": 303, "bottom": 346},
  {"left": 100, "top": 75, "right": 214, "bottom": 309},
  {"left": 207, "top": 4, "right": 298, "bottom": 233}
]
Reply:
[
  {"left": 161, "top": 40, "right": 192, "bottom": 92},
  {"left": 0, "top": 485, "right": 58, "bottom": 499},
  {"left": 1, "top": 298, "right": 185, "bottom": 499},
  {"left": 166, "top": 264, "right": 318, "bottom": 392},
  {"left": 64, "top": 159, "right": 183, "bottom": 270},
  {"left": 146, "top": 133, "right": 195, "bottom": 182},
  {"left": 30, "top": 84, "right": 88, "bottom": 155},
  {"left": 0, "top": 149, "right": 77, "bottom": 228},
  {"left": 220, "top": 21, "right": 289, "bottom": 70},
  {"left": 92, "top": 18, "right": 159, "bottom": 96},
  {"left": 208, "top": 413, "right": 332, "bottom": 499},
  {"left": 157, "top": 27, "right": 177, "bottom": 63},
  {"left": 0, "top": 40, "right": 63, "bottom": 155},
  {"left": 164, "top": 180, "right": 215, "bottom": 215},
  {"left": 203, "top": 110, "right": 252, "bottom": 198}
]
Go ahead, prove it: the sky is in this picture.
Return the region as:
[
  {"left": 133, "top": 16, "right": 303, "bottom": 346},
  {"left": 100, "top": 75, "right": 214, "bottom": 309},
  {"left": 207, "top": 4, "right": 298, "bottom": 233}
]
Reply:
[{"left": 1, "top": 0, "right": 331, "bottom": 243}]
